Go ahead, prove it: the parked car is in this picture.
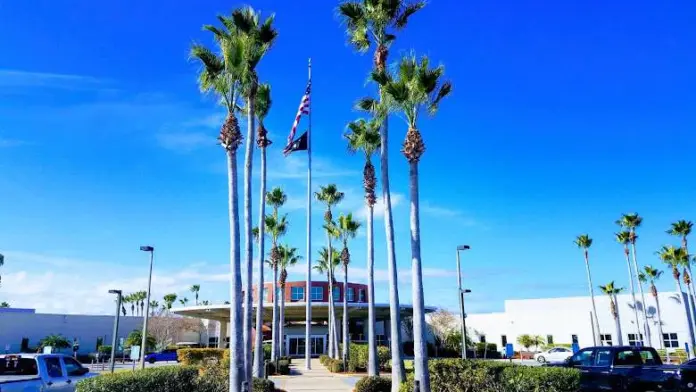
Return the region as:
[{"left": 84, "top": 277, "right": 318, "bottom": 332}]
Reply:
[
  {"left": 0, "top": 353, "right": 97, "bottom": 392},
  {"left": 563, "top": 346, "right": 679, "bottom": 391},
  {"left": 534, "top": 347, "right": 573, "bottom": 364},
  {"left": 144, "top": 348, "right": 178, "bottom": 364}
]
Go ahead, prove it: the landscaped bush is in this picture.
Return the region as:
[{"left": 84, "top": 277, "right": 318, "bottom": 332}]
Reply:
[
  {"left": 340, "top": 343, "right": 391, "bottom": 372},
  {"left": 265, "top": 361, "right": 276, "bottom": 376},
  {"left": 319, "top": 354, "right": 330, "bottom": 366},
  {"left": 324, "top": 357, "right": 344, "bottom": 373},
  {"left": 277, "top": 359, "right": 290, "bottom": 375},
  {"left": 177, "top": 348, "right": 227, "bottom": 366},
  {"left": 252, "top": 378, "right": 275, "bottom": 392},
  {"left": 76, "top": 366, "right": 199, "bottom": 392},
  {"left": 279, "top": 355, "right": 292, "bottom": 364},
  {"left": 355, "top": 376, "right": 391, "bottom": 392},
  {"left": 501, "top": 366, "right": 580, "bottom": 392}
]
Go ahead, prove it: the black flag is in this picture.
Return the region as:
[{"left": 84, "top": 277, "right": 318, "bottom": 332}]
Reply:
[{"left": 283, "top": 131, "right": 308, "bottom": 156}]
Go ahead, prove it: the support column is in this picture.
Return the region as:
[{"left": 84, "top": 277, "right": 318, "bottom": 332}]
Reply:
[{"left": 218, "top": 321, "right": 228, "bottom": 349}]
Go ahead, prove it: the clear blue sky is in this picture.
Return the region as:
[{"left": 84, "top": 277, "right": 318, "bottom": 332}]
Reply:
[{"left": 0, "top": 0, "right": 695, "bottom": 315}]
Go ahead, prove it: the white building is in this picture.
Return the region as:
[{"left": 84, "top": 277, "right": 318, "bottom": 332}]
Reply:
[{"left": 465, "top": 291, "right": 692, "bottom": 351}]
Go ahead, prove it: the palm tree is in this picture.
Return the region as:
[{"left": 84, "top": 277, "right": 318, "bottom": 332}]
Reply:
[
  {"left": 616, "top": 213, "right": 651, "bottom": 345},
  {"left": 265, "top": 211, "right": 288, "bottom": 362},
  {"left": 339, "top": 2, "right": 424, "bottom": 386},
  {"left": 179, "top": 298, "right": 189, "bottom": 306},
  {"left": 315, "top": 184, "right": 345, "bottom": 359},
  {"left": 574, "top": 235, "right": 602, "bottom": 345},
  {"left": 314, "top": 246, "right": 341, "bottom": 358},
  {"left": 201, "top": 300, "right": 211, "bottom": 306},
  {"left": 0, "top": 302, "right": 9, "bottom": 308},
  {"left": 599, "top": 282, "right": 625, "bottom": 345},
  {"left": 658, "top": 245, "right": 696, "bottom": 357},
  {"left": 345, "top": 117, "right": 381, "bottom": 375},
  {"left": 127, "top": 294, "right": 136, "bottom": 316},
  {"left": 149, "top": 301, "right": 159, "bottom": 316},
  {"left": 639, "top": 266, "right": 665, "bottom": 349},
  {"left": 615, "top": 231, "right": 642, "bottom": 343},
  {"left": 190, "top": 285, "right": 201, "bottom": 306},
  {"left": 163, "top": 294, "right": 177, "bottom": 314},
  {"left": 252, "top": 83, "right": 272, "bottom": 377},
  {"left": 337, "top": 213, "right": 361, "bottom": 363},
  {"left": 192, "top": 11, "right": 247, "bottom": 391},
  {"left": 0, "top": 253, "right": 4, "bottom": 287},
  {"left": 667, "top": 220, "right": 696, "bottom": 338},
  {"left": 138, "top": 291, "right": 146, "bottom": 317},
  {"left": 374, "top": 54, "right": 452, "bottom": 391},
  {"left": 278, "top": 244, "right": 302, "bottom": 357}
]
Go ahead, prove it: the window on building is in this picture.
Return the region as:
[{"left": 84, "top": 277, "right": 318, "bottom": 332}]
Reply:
[
  {"left": 600, "top": 334, "right": 613, "bottom": 346},
  {"left": 547, "top": 335, "right": 554, "bottom": 345},
  {"left": 628, "top": 333, "right": 644, "bottom": 346},
  {"left": 571, "top": 335, "right": 579, "bottom": 344},
  {"left": 262, "top": 287, "right": 270, "bottom": 300},
  {"left": 501, "top": 335, "right": 508, "bottom": 347},
  {"left": 333, "top": 287, "right": 340, "bottom": 301},
  {"left": 479, "top": 335, "right": 486, "bottom": 343},
  {"left": 663, "top": 333, "right": 679, "bottom": 348},
  {"left": 291, "top": 287, "right": 305, "bottom": 301},
  {"left": 347, "top": 288, "right": 355, "bottom": 302},
  {"left": 359, "top": 289, "right": 366, "bottom": 302},
  {"left": 311, "top": 286, "right": 323, "bottom": 301}
]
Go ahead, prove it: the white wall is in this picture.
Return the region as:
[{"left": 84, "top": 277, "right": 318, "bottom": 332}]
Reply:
[{"left": 0, "top": 311, "right": 142, "bottom": 354}]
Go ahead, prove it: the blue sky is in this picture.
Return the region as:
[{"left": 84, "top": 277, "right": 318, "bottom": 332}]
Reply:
[{"left": 1, "top": 0, "right": 695, "bottom": 315}]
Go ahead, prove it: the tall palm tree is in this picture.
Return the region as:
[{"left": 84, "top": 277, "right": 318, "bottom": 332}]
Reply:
[
  {"left": 278, "top": 244, "right": 302, "bottom": 357},
  {"left": 190, "top": 285, "right": 201, "bottom": 306},
  {"left": 616, "top": 213, "right": 651, "bottom": 345},
  {"left": 574, "top": 235, "right": 602, "bottom": 345},
  {"left": 345, "top": 118, "right": 381, "bottom": 376},
  {"left": 192, "top": 12, "right": 246, "bottom": 391},
  {"left": 179, "top": 297, "right": 189, "bottom": 306},
  {"left": 230, "top": 8, "right": 278, "bottom": 384},
  {"left": 615, "top": 231, "right": 642, "bottom": 343},
  {"left": 375, "top": 54, "right": 452, "bottom": 391},
  {"left": 639, "top": 266, "right": 665, "bottom": 349},
  {"left": 265, "top": 212, "right": 288, "bottom": 361},
  {"left": 657, "top": 245, "right": 695, "bottom": 357},
  {"left": 315, "top": 246, "right": 341, "bottom": 357},
  {"left": 138, "top": 291, "right": 146, "bottom": 317},
  {"left": 163, "top": 294, "right": 177, "bottom": 314},
  {"left": 0, "top": 253, "right": 4, "bottom": 287},
  {"left": 339, "top": 2, "right": 424, "bottom": 387},
  {"left": 667, "top": 220, "right": 696, "bottom": 337},
  {"left": 315, "top": 184, "right": 345, "bottom": 359},
  {"left": 149, "top": 301, "right": 159, "bottom": 316},
  {"left": 599, "top": 281, "right": 625, "bottom": 346},
  {"left": 128, "top": 294, "right": 136, "bottom": 316},
  {"left": 252, "top": 83, "right": 272, "bottom": 377},
  {"left": 337, "top": 213, "right": 361, "bottom": 363}
]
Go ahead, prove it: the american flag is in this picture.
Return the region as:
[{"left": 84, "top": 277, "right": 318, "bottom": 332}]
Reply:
[{"left": 287, "top": 82, "right": 311, "bottom": 146}]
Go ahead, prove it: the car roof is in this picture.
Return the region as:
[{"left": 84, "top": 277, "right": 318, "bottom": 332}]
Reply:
[{"left": 0, "top": 354, "right": 69, "bottom": 359}]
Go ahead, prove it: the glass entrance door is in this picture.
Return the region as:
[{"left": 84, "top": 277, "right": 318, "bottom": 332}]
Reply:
[
  {"left": 287, "top": 336, "right": 325, "bottom": 356},
  {"left": 310, "top": 337, "right": 324, "bottom": 356}
]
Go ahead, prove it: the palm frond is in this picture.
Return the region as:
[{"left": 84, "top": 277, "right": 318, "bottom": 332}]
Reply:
[
  {"left": 255, "top": 83, "right": 272, "bottom": 120},
  {"left": 394, "top": 1, "right": 426, "bottom": 29}
]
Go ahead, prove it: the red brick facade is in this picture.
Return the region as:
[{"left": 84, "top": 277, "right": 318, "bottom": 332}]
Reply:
[{"left": 252, "top": 281, "right": 368, "bottom": 303}]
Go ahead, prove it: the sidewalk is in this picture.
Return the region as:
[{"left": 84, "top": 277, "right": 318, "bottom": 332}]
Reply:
[{"left": 270, "top": 359, "right": 361, "bottom": 392}]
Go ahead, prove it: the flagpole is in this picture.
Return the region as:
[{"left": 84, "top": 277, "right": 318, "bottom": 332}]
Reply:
[{"left": 305, "top": 57, "right": 313, "bottom": 370}]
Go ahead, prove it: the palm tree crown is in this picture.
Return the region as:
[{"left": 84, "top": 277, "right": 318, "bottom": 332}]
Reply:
[
  {"left": 278, "top": 244, "right": 302, "bottom": 287},
  {"left": 346, "top": 118, "right": 381, "bottom": 207},
  {"left": 574, "top": 234, "right": 593, "bottom": 253},
  {"left": 266, "top": 187, "right": 287, "bottom": 215},
  {"left": 657, "top": 245, "right": 689, "bottom": 279},
  {"left": 315, "top": 184, "right": 345, "bottom": 222},
  {"left": 616, "top": 213, "right": 643, "bottom": 243},
  {"left": 337, "top": 213, "right": 361, "bottom": 267},
  {"left": 255, "top": 83, "right": 272, "bottom": 147},
  {"left": 639, "top": 265, "right": 664, "bottom": 297},
  {"left": 315, "top": 247, "right": 341, "bottom": 278}
]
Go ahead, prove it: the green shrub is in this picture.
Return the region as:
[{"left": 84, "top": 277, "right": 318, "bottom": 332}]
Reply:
[
  {"left": 279, "top": 355, "right": 292, "bottom": 364},
  {"left": 319, "top": 354, "right": 330, "bottom": 366},
  {"left": 501, "top": 366, "right": 580, "bottom": 392},
  {"left": 262, "top": 344, "right": 272, "bottom": 360},
  {"left": 76, "top": 366, "right": 198, "bottom": 392},
  {"left": 355, "top": 376, "right": 392, "bottom": 392},
  {"left": 326, "top": 358, "right": 344, "bottom": 373},
  {"left": 97, "top": 345, "right": 112, "bottom": 355},
  {"left": 277, "top": 359, "right": 290, "bottom": 375},
  {"left": 177, "top": 348, "right": 227, "bottom": 366},
  {"left": 252, "top": 378, "right": 275, "bottom": 392},
  {"left": 344, "top": 343, "right": 391, "bottom": 372}
]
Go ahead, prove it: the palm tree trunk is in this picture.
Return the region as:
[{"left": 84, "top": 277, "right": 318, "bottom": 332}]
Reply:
[
  {"left": 280, "top": 286, "right": 286, "bottom": 357},
  {"left": 342, "top": 265, "right": 349, "bottom": 363},
  {"left": 327, "top": 272, "right": 334, "bottom": 358},
  {"left": 676, "top": 279, "right": 695, "bottom": 357},
  {"left": 583, "top": 253, "right": 602, "bottom": 345},
  {"left": 408, "top": 162, "right": 430, "bottom": 392},
  {"left": 630, "top": 240, "right": 651, "bottom": 345},
  {"left": 227, "top": 150, "right": 243, "bottom": 392},
  {"left": 653, "top": 290, "right": 665, "bottom": 349},
  {"left": 381, "top": 117, "right": 406, "bottom": 389},
  {"left": 327, "top": 234, "right": 339, "bottom": 359},
  {"left": 682, "top": 243, "right": 696, "bottom": 346},
  {"left": 252, "top": 146, "right": 267, "bottom": 377},
  {"left": 243, "top": 95, "right": 256, "bottom": 384},
  {"left": 623, "top": 249, "right": 642, "bottom": 343},
  {"left": 367, "top": 205, "right": 378, "bottom": 376},
  {"left": 271, "top": 265, "right": 279, "bottom": 362},
  {"left": 613, "top": 296, "right": 624, "bottom": 345}
]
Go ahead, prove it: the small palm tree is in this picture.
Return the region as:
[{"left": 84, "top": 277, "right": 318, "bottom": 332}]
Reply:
[
  {"left": 337, "top": 213, "right": 361, "bottom": 362},
  {"left": 149, "top": 301, "right": 159, "bottom": 316},
  {"left": 138, "top": 291, "right": 146, "bottom": 317},
  {"left": 667, "top": 220, "right": 696, "bottom": 337},
  {"left": 599, "top": 281, "right": 625, "bottom": 346},
  {"left": 0, "top": 253, "right": 4, "bottom": 287},
  {"left": 265, "top": 209, "right": 288, "bottom": 362},
  {"left": 615, "top": 231, "right": 642, "bottom": 343},
  {"left": 179, "top": 298, "right": 189, "bottom": 307},
  {"left": 574, "top": 235, "right": 602, "bottom": 345},
  {"left": 315, "top": 246, "right": 341, "bottom": 358},
  {"left": 163, "top": 293, "right": 177, "bottom": 314},
  {"left": 277, "top": 244, "right": 302, "bottom": 357},
  {"left": 0, "top": 302, "right": 9, "bottom": 308},
  {"left": 201, "top": 300, "right": 211, "bottom": 306},
  {"left": 639, "top": 266, "right": 665, "bottom": 349},
  {"left": 616, "top": 213, "right": 650, "bottom": 344},
  {"left": 657, "top": 245, "right": 696, "bottom": 354},
  {"left": 128, "top": 294, "right": 136, "bottom": 316},
  {"left": 190, "top": 285, "right": 201, "bottom": 306}
]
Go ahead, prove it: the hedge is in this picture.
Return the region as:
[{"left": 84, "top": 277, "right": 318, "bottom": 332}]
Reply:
[
  {"left": 177, "top": 348, "right": 227, "bottom": 366},
  {"left": 76, "top": 366, "right": 199, "bottom": 392},
  {"left": 398, "top": 359, "right": 580, "bottom": 392},
  {"left": 355, "top": 376, "right": 391, "bottom": 392},
  {"left": 346, "top": 343, "right": 390, "bottom": 372}
]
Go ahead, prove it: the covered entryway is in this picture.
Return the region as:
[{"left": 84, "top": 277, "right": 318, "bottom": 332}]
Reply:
[{"left": 286, "top": 335, "right": 325, "bottom": 357}]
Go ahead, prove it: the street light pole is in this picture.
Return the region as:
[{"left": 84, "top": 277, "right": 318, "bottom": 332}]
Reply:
[
  {"left": 139, "top": 245, "right": 155, "bottom": 370},
  {"left": 456, "top": 245, "right": 470, "bottom": 359},
  {"left": 108, "top": 289, "right": 122, "bottom": 373}
]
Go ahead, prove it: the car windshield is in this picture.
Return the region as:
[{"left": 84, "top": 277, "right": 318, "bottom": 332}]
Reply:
[{"left": 0, "top": 357, "right": 39, "bottom": 376}]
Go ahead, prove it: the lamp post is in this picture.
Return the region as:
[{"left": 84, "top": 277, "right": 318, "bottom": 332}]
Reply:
[
  {"left": 108, "top": 289, "right": 122, "bottom": 373},
  {"left": 139, "top": 245, "right": 154, "bottom": 369},
  {"left": 456, "top": 245, "right": 470, "bottom": 359}
]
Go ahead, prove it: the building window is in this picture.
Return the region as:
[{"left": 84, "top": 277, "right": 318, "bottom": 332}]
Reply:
[
  {"left": 359, "top": 289, "right": 366, "bottom": 302},
  {"left": 547, "top": 335, "right": 554, "bottom": 345},
  {"left": 600, "top": 334, "right": 613, "bottom": 346},
  {"left": 311, "top": 286, "right": 323, "bottom": 301},
  {"left": 347, "top": 288, "right": 355, "bottom": 302},
  {"left": 663, "top": 333, "right": 679, "bottom": 348},
  {"left": 263, "top": 287, "right": 270, "bottom": 300},
  {"left": 501, "top": 335, "right": 507, "bottom": 347},
  {"left": 291, "top": 287, "right": 305, "bottom": 301},
  {"left": 628, "top": 333, "right": 644, "bottom": 346},
  {"left": 333, "top": 287, "right": 340, "bottom": 301},
  {"left": 571, "top": 335, "right": 579, "bottom": 344}
]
